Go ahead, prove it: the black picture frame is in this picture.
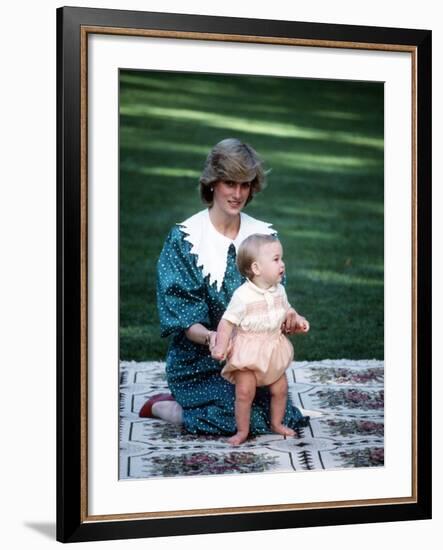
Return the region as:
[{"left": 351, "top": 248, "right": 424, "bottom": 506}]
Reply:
[{"left": 57, "top": 6, "right": 432, "bottom": 543}]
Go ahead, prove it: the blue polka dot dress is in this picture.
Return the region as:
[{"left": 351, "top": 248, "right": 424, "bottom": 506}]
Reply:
[{"left": 157, "top": 219, "right": 309, "bottom": 436}]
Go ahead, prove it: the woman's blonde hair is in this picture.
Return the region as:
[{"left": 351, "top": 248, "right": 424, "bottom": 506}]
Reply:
[
  {"left": 199, "top": 138, "right": 268, "bottom": 205},
  {"left": 236, "top": 233, "right": 279, "bottom": 279}
]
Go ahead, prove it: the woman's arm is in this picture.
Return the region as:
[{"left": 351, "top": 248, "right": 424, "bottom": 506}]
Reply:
[
  {"left": 157, "top": 227, "right": 211, "bottom": 338},
  {"left": 184, "top": 323, "right": 216, "bottom": 347}
]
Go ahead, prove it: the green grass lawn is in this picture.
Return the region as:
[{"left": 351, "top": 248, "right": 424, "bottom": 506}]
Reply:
[{"left": 119, "top": 71, "right": 384, "bottom": 361}]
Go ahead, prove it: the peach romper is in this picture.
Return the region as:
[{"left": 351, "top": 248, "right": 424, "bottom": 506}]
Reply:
[{"left": 221, "top": 280, "right": 294, "bottom": 386}]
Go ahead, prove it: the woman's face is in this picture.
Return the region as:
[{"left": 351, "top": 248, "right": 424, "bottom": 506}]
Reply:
[{"left": 212, "top": 180, "right": 252, "bottom": 217}]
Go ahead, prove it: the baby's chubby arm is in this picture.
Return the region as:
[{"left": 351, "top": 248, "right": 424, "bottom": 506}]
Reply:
[
  {"left": 211, "top": 319, "right": 235, "bottom": 361},
  {"left": 282, "top": 308, "right": 310, "bottom": 334},
  {"left": 279, "top": 287, "right": 309, "bottom": 334}
]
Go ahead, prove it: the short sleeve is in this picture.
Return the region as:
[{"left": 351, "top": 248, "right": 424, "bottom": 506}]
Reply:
[
  {"left": 222, "top": 289, "right": 246, "bottom": 326},
  {"left": 157, "top": 226, "right": 210, "bottom": 337}
]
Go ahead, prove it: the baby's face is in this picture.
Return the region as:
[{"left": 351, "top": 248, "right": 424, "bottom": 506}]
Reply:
[{"left": 255, "top": 241, "right": 285, "bottom": 286}]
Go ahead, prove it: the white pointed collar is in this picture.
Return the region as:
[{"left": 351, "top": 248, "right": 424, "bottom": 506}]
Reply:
[
  {"left": 246, "top": 278, "right": 278, "bottom": 294},
  {"left": 177, "top": 208, "right": 276, "bottom": 291}
]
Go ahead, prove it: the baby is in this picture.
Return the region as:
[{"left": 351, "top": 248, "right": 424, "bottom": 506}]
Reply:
[{"left": 211, "top": 233, "right": 309, "bottom": 445}]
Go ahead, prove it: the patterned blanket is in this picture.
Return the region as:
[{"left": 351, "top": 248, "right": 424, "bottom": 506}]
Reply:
[{"left": 120, "top": 359, "right": 384, "bottom": 479}]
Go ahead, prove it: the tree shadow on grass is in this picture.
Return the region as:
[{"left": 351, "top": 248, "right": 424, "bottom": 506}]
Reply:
[{"left": 118, "top": 70, "right": 384, "bottom": 362}]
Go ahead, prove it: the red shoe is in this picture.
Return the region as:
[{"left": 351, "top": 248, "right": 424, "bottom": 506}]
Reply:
[{"left": 139, "top": 393, "right": 175, "bottom": 418}]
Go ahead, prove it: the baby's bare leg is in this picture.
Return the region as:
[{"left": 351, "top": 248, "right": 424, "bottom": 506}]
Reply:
[
  {"left": 269, "top": 375, "right": 295, "bottom": 436},
  {"left": 228, "top": 370, "right": 257, "bottom": 446}
]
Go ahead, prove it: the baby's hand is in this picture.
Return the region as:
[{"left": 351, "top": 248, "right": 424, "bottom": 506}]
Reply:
[
  {"left": 211, "top": 346, "right": 226, "bottom": 361},
  {"left": 295, "top": 316, "right": 310, "bottom": 333},
  {"left": 282, "top": 309, "right": 310, "bottom": 334}
]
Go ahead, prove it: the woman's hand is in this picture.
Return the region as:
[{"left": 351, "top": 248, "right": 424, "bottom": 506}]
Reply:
[
  {"left": 210, "top": 333, "right": 227, "bottom": 361},
  {"left": 282, "top": 308, "right": 310, "bottom": 334},
  {"left": 208, "top": 331, "right": 226, "bottom": 361},
  {"left": 185, "top": 325, "right": 219, "bottom": 347},
  {"left": 211, "top": 346, "right": 226, "bottom": 361}
]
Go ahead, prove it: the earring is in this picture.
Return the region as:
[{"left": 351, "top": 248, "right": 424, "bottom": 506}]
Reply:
[{"left": 210, "top": 187, "right": 213, "bottom": 191}]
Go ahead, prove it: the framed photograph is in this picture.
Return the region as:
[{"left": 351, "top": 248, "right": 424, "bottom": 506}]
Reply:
[{"left": 57, "top": 6, "right": 431, "bottom": 543}]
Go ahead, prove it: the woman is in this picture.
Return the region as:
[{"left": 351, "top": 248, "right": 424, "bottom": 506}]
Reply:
[{"left": 139, "top": 138, "right": 309, "bottom": 435}]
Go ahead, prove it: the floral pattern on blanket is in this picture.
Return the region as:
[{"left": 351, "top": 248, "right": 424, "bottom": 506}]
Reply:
[{"left": 120, "top": 359, "right": 384, "bottom": 479}]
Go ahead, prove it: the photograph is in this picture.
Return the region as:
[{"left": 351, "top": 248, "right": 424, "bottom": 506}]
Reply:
[
  {"left": 53, "top": 4, "right": 431, "bottom": 543},
  {"left": 1, "top": 0, "right": 438, "bottom": 548},
  {"left": 118, "top": 70, "right": 385, "bottom": 480}
]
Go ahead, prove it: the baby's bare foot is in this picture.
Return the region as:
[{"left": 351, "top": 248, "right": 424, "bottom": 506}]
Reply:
[
  {"left": 227, "top": 432, "right": 248, "bottom": 446},
  {"left": 271, "top": 424, "right": 295, "bottom": 437}
]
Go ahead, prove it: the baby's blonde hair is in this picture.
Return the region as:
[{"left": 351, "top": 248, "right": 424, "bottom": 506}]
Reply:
[{"left": 236, "top": 233, "right": 279, "bottom": 279}]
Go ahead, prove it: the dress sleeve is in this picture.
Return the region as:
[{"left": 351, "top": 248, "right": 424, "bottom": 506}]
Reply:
[
  {"left": 222, "top": 289, "right": 246, "bottom": 326},
  {"left": 157, "top": 226, "right": 210, "bottom": 337}
]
